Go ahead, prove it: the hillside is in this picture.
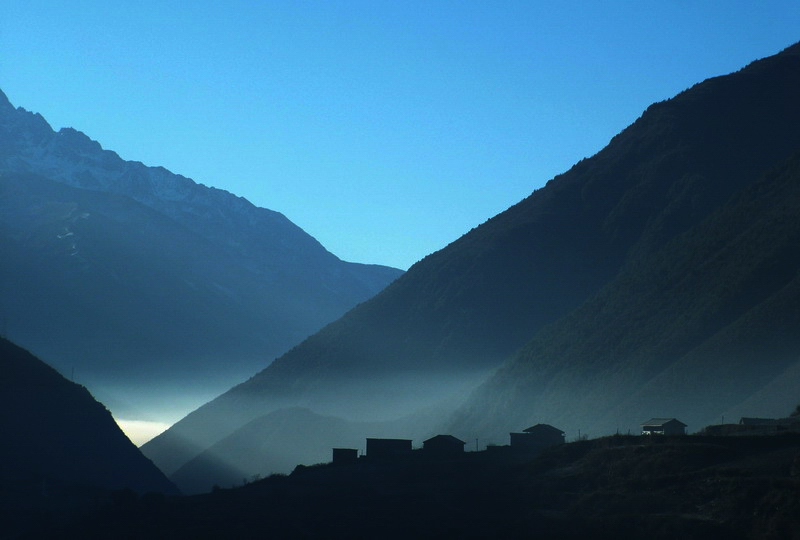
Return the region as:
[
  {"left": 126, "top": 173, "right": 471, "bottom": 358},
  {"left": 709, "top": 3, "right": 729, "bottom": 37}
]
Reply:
[
  {"left": 169, "top": 407, "right": 374, "bottom": 494},
  {"left": 0, "top": 89, "right": 402, "bottom": 420},
  {"left": 54, "top": 434, "right": 800, "bottom": 539},
  {"left": 145, "top": 42, "right": 800, "bottom": 490},
  {"left": 0, "top": 337, "right": 177, "bottom": 492},
  {"left": 453, "top": 145, "right": 800, "bottom": 440}
]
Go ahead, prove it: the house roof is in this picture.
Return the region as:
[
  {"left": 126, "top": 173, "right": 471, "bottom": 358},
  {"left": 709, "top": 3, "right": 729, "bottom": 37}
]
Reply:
[
  {"left": 640, "top": 418, "right": 687, "bottom": 427},
  {"left": 522, "top": 424, "right": 565, "bottom": 435},
  {"left": 423, "top": 434, "right": 466, "bottom": 445}
]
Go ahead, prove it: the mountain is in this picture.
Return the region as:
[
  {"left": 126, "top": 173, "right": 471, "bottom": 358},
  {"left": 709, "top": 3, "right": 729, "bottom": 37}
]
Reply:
[
  {"left": 142, "top": 42, "right": 800, "bottom": 490},
  {"left": 169, "top": 407, "right": 372, "bottom": 493},
  {"left": 0, "top": 336, "right": 177, "bottom": 494},
  {"left": 452, "top": 141, "right": 800, "bottom": 440},
  {"left": 452, "top": 41, "right": 800, "bottom": 438},
  {"left": 0, "top": 90, "right": 402, "bottom": 421},
  {"left": 167, "top": 402, "right": 462, "bottom": 494}
]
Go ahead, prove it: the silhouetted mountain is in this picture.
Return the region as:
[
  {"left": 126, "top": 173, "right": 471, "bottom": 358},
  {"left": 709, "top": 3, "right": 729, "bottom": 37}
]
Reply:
[
  {"left": 453, "top": 137, "right": 800, "bottom": 440},
  {"left": 0, "top": 90, "right": 402, "bottom": 419},
  {"left": 0, "top": 337, "right": 177, "bottom": 494},
  {"left": 143, "top": 42, "right": 800, "bottom": 489}
]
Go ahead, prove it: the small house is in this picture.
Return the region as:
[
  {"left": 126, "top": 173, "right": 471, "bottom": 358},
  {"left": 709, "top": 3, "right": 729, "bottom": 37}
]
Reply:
[
  {"left": 510, "top": 424, "right": 565, "bottom": 451},
  {"left": 332, "top": 448, "right": 359, "bottom": 465},
  {"left": 640, "top": 418, "right": 687, "bottom": 436},
  {"left": 422, "top": 434, "right": 466, "bottom": 455},
  {"left": 365, "top": 438, "right": 412, "bottom": 459}
]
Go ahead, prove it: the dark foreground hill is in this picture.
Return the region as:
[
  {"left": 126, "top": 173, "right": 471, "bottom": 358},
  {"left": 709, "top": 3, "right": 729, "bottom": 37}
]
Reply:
[
  {"left": 56, "top": 434, "right": 800, "bottom": 539},
  {"left": 145, "top": 42, "right": 800, "bottom": 491},
  {"left": 0, "top": 337, "right": 176, "bottom": 492},
  {"left": 0, "top": 337, "right": 177, "bottom": 536},
  {"left": 0, "top": 89, "right": 402, "bottom": 420}
]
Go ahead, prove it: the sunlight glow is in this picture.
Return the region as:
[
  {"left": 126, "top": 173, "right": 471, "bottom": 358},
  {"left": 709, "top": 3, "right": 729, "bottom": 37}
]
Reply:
[{"left": 115, "top": 418, "right": 171, "bottom": 447}]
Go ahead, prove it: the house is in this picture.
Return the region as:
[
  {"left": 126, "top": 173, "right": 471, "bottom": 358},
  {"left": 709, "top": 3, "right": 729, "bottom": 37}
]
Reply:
[
  {"left": 332, "top": 448, "right": 359, "bottom": 465},
  {"left": 422, "top": 435, "right": 466, "bottom": 455},
  {"left": 640, "top": 418, "right": 687, "bottom": 435},
  {"left": 365, "top": 438, "right": 412, "bottom": 459},
  {"left": 509, "top": 424, "right": 565, "bottom": 451}
]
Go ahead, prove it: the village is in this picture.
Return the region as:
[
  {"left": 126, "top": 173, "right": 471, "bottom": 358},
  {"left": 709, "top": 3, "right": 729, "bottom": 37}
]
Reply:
[
  {"left": 55, "top": 411, "right": 800, "bottom": 539},
  {"left": 319, "top": 415, "right": 800, "bottom": 469}
]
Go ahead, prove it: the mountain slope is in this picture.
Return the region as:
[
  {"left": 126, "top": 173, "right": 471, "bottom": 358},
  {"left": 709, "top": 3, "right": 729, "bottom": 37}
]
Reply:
[
  {"left": 144, "top": 42, "right": 800, "bottom": 487},
  {"left": 452, "top": 147, "right": 800, "bottom": 439},
  {"left": 0, "top": 90, "right": 402, "bottom": 420},
  {"left": 0, "top": 337, "right": 177, "bottom": 494},
  {"left": 170, "top": 407, "right": 375, "bottom": 494}
]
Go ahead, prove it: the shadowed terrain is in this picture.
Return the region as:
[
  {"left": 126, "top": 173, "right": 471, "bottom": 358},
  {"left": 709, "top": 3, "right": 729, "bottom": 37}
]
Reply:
[
  {"left": 0, "top": 337, "right": 177, "bottom": 537},
  {"left": 54, "top": 433, "right": 800, "bottom": 539}
]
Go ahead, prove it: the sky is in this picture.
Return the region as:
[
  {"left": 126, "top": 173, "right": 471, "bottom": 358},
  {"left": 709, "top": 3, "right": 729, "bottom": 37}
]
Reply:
[{"left": 2, "top": 2, "right": 800, "bottom": 271}]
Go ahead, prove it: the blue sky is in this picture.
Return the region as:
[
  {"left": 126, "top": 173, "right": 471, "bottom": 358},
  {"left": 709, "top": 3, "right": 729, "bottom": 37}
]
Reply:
[{"left": 2, "top": 2, "right": 799, "bottom": 270}]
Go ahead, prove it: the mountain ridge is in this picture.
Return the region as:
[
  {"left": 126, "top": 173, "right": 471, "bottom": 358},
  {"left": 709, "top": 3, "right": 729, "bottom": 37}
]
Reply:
[
  {"left": 0, "top": 89, "right": 402, "bottom": 422},
  {"left": 451, "top": 146, "right": 800, "bottom": 439},
  {"left": 144, "top": 41, "right": 800, "bottom": 490}
]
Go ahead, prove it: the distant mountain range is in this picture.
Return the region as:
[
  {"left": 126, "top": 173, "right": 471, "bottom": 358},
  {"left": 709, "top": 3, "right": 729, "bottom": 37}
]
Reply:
[
  {"left": 0, "top": 90, "right": 402, "bottom": 421},
  {"left": 142, "top": 42, "right": 800, "bottom": 493}
]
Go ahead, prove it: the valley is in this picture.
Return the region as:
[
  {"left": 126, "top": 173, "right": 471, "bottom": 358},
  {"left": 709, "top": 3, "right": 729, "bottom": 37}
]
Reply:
[{"left": 3, "top": 24, "right": 800, "bottom": 539}]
